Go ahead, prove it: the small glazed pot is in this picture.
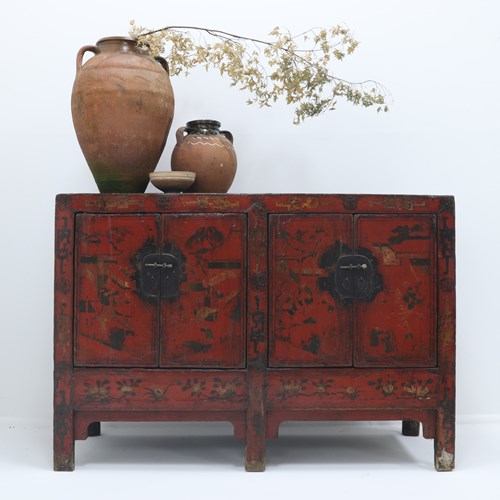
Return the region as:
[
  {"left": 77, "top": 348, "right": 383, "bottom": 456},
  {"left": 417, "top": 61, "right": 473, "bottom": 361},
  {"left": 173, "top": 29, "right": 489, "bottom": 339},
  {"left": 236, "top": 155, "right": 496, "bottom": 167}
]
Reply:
[{"left": 171, "top": 120, "right": 237, "bottom": 193}]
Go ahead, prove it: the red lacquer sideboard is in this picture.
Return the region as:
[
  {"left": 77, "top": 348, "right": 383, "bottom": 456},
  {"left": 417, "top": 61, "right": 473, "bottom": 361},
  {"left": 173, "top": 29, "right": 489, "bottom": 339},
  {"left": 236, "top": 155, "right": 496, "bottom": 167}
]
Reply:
[{"left": 53, "top": 193, "right": 455, "bottom": 471}]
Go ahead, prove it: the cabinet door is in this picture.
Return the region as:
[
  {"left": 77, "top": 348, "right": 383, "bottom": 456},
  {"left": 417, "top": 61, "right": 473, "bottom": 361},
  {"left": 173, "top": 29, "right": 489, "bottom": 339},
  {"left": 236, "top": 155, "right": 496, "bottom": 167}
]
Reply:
[
  {"left": 74, "top": 214, "right": 160, "bottom": 366},
  {"left": 160, "top": 214, "right": 246, "bottom": 367},
  {"left": 354, "top": 215, "right": 437, "bottom": 367},
  {"left": 269, "top": 215, "right": 352, "bottom": 367}
]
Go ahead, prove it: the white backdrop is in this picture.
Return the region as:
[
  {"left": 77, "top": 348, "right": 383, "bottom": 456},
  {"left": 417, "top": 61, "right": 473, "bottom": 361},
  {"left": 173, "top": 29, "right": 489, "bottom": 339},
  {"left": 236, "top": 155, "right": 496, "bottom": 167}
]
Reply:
[{"left": 1, "top": 0, "right": 499, "bottom": 422}]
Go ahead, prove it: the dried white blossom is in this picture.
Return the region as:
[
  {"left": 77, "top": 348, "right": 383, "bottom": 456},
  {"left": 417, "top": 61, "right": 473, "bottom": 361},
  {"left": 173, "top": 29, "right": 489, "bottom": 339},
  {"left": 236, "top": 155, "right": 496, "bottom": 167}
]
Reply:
[{"left": 129, "top": 21, "right": 389, "bottom": 124}]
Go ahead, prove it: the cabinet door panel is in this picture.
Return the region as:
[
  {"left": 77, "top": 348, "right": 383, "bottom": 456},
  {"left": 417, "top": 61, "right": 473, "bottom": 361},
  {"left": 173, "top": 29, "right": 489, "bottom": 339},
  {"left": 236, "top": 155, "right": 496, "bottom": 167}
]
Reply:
[
  {"left": 160, "top": 214, "right": 246, "bottom": 368},
  {"left": 354, "top": 215, "right": 436, "bottom": 367},
  {"left": 269, "top": 215, "right": 352, "bottom": 367},
  {"left": 74, "top": 214, "right": 160, "bottom": 366}
]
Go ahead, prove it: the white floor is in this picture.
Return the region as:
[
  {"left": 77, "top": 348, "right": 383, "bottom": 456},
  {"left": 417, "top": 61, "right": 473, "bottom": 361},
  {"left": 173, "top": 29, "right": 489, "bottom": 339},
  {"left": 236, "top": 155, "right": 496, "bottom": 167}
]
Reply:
[{"left": 1, "top": 417, "right": 499, "bottom": 500}]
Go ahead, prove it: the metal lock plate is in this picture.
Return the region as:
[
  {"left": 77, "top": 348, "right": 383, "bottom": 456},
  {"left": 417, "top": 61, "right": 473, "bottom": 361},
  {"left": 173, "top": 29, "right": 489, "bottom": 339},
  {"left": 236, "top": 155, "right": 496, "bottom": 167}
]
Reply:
[
  {"left": 140, "top": 253, "right": 181, "bottom": 299},
  {"left": 335, "top": 254, "right": 374, "bottom": 300}
]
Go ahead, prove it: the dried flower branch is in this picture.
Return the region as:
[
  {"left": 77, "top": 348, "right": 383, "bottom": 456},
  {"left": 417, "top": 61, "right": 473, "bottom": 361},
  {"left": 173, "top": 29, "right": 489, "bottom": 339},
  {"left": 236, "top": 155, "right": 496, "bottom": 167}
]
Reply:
[{"left": 129, "top": 21, "right": 389, "bottom": 124}]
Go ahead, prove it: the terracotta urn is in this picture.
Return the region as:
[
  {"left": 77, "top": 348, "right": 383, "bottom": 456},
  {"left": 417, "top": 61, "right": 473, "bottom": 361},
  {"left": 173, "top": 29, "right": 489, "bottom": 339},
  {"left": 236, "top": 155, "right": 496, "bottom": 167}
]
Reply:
[
  {"left": 71, "top": 37, "right": 175, "bottom": 193},
  {"left": 171, "top": 120, "right": 237, "bottom": 193}
]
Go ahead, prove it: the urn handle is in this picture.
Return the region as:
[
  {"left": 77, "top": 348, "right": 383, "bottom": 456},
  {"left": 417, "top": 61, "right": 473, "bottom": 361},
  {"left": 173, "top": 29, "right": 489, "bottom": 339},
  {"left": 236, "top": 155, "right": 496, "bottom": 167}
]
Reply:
[
  {"left": 75, "top": 45, "right": 99, "bottom": 72},
  {"left": 175, "top": 127, "right": 187, "bottom": 145},
  {"left": 154, "top": 56, "right": 170, "bottom": 75},
  {"left": 221, "top": 130, "right": 234, "bottom": 144}
]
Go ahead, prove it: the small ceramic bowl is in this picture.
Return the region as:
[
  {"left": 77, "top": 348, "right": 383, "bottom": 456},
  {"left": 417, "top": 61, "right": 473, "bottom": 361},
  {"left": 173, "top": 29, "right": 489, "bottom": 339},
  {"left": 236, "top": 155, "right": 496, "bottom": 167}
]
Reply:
[{"left": 149, "top": 171, "right": 196, "bottom": 193}]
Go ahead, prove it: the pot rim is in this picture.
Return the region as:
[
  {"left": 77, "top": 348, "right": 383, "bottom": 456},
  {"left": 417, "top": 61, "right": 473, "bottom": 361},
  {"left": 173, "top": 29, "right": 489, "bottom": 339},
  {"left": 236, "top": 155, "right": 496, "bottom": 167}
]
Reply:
[
  {"left": 96, "top": 36, "right": 138, "bottom": 44},
  {"left": 186, "top": 119, "right": 222, "bottom": 129}
]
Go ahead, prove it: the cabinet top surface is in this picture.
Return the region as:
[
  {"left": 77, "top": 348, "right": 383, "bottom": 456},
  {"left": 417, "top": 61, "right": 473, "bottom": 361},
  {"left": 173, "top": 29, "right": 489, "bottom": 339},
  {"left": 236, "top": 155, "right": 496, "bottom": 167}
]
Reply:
[{"left": 56, "top": 193, "right": 454, "bottom": 215}]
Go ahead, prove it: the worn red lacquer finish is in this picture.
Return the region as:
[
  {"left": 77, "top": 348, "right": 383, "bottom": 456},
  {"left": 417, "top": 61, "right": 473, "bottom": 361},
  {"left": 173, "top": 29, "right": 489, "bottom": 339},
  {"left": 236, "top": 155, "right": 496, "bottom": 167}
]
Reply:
[
  {"left": 354, "top": 215, "right": 437, "bottom": 367},
  {"left": 54, "top": 194, "right": 455, "bottom": 472},
  {"left": 269, "top": 214, "right": 352, "bottom": 367},
  {"left": 160, "top": 214, "right": 246, "bottom": 368},
  {"left": 75, "top": 214, "right": 160, "bottom": 366}
]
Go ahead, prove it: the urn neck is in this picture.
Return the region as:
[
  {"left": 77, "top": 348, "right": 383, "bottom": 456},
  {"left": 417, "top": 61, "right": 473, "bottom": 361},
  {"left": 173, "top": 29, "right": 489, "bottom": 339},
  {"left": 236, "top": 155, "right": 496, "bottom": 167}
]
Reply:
[
  {"left": 96, "top": 36, "right": 149, "bottom": 56},
  {"left": 185, "top": 120, "right": 222, "bottom": 135}
]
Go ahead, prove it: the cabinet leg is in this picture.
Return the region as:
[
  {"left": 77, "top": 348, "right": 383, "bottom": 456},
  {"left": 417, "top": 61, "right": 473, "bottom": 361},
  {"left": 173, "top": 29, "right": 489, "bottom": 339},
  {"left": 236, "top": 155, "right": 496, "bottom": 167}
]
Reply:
[
  {"left": 53, "top": 409, "right": 74, "bottom": 471},
  {"left": 434, "top": 409, "right": 455, "bottom": 471},
  {"left": 87, "top": 421, "right": 101, "bottom": 437},
  {"left": 245, "top": 362, "right": 266, "bottom": 471},
  {"left": 245, "top": 374, "right": 266, "bottom": 472},
  {"left": 245, "top": 414, "right": 266, "bottom": 472},
  {"left": 54, "top": 379, "right": 75, "bottom": 471},
  {"left": 402, "top": 420, "right": 420, "bottom": 436}
]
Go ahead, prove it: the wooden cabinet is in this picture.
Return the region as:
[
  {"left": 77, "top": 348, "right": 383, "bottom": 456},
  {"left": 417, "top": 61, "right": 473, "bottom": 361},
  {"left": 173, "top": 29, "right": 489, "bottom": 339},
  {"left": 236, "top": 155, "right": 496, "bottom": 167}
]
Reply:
[
  {"left": 54, "top": 194, "right": 455, "bottom": 471},
  {"left": 269, "top": 213, "right": 437, "bottom": 368},
  {"left": 74, "top": 213, "right": 246, "bottom": 368}
]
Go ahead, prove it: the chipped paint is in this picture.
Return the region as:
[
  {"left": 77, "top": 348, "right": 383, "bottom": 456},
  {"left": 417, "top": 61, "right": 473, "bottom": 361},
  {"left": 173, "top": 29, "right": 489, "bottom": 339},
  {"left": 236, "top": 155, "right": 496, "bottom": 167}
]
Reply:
[
  {"left": 438, "top": 304, "right": 455, "bottom": 347},
  {"left": 54, "top": 455, "right": 74, "bottom": 471},
  {"left": 276, "top": 197, "right": 320, "bottom": 211},
  {"left": 182, "top": 197, "right": 240, "bottom": 210},
  {"left": 436, "top": 449, "right": 455, "bottom": 471},
  {"left": 375, "top": 244, "right": 401, "bottom": 266},
  {"left": 84, "top": 197, "right": 145, "bottom": 210},
  {"left": 369, "top": 196, "right": 427, "bottom": 211}
]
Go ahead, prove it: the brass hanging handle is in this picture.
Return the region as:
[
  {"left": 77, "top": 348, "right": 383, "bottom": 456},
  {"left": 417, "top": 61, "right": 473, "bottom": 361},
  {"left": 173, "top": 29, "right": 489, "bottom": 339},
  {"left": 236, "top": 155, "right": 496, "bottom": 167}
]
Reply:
[
  {"left": 75, "top": 45, "right": 99, "bottom": 72},
  {"left": 154, "top": 56, "right": 170, "bottom": 75},
  {"left": 145, "top": 262, "right": 174, "bottom": 269},
  {"left": 339, "top": 263, "right": 368, "bottom": 270}
]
